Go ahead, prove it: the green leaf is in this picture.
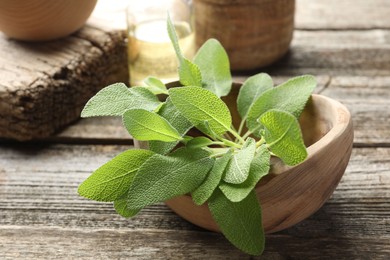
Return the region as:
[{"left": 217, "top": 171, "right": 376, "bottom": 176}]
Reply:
[
  {"left": 143, "top": 76, "right": 168, "bottom": 95},
  {"left": 192, "top": 150, "right": 232, "bottom": 205},
  {"left": 260, "top": 109, "right": 307, "bottom": 166},
  {"left": 208, "top": 189, "right": 265, "bottom": 256},
  {"left": 193, "top": 39, "right": 232, "bottom": 97},
  {"left": 127, "top": 147, "right": 214, "bottom": 209},
  {"left": 219, "top": 144, "right": 270, "bottom": 202},
  {"left": 169, "top": 87, "right": 232, "bottom": 135},
  {"left": 81, "top": 83, "right": 161, "bottom": 117},
  {"left": 247, "top": 75, "right": 317, "bottom": 135},
  {"left": 123, "top": 109, "right": 182, "bottom": 142},
  {"left": 237, "top": 73, "right": 273, "bottom": 119},
  {"left": 149, "top": 98, "right": 193, "bottom": 155},
  {"left": 114, "top": 197, "right": 141, "bottom": 218},
  {"left": 223, "top": 137, "right": 256, "bottom": 184},
  {"left": 78, "top": 149, "right": 154, "bottom": 202},
  {"left": 179, "top": 58, "right": 203, "bottom": 87},
  {"left": 167, "top": 15, "right": 202, "bottom": 87},
  {"left": 186, "top": 136, "right": 213, "bottom": 149}
]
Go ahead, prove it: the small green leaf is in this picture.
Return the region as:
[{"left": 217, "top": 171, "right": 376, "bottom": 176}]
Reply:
[
  {"left": 149, "top": 98, "right": 193, "bottom": 155},
  {"left": 247, "top": 75, "right": 317, "bottom": 135},
  {"left": 169, "top": 87, "right": 232, "bottom": 135},
  {"left": 127, "top": 148, "right": 214, "bottom": 209},
  {"left": 143, "top": 76, "right": 168, "bottom": 95},
  {"left": 208, "top": 189, "right": 265, "bottom": 256},
  {"left": 114, "top": 197, "right": 141, "bottom": 218},
  {"left": 192, "top": 150, "right": 232, "bottom": 205},
  {"left": 237, "top": 73, "right": 273, "bottom": 119},
  {"left": 78, "top": 149, "right": 154, "bottom": 202},
  {"left": 223, "top": 137, "right": 256, "bottom": 184},
  {"left": 186, "top": 136, "right": 213, "bottom": 149},
  {"left": 260, "top": 109, "right": 307, "bottom": 166},
  {"left": 123, "top": 109, "right": 182, "bottom": 142},
  {"left": 219, "top": 145, "right": 270, "bottom": 202},
  {"left": 179, "top": 58, "right": 203, "bottom": 87},
  {"left": 81, "top": 83, "right": 161, "bottom": 117},
  {"left": 167, "top": 15, "right": 202, "bottom": 87},
  {"left": 193, "top": 39, "right": 232, "bottom": 97}
]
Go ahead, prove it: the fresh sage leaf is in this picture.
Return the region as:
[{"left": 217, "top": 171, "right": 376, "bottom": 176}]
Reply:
[
  {"left": 78, "top": 149, "right": 154, "bottom": 201},
  {"left": 123, "top": 109, "right": 182, "bottom": 142},
  {"left": 143, "top": 76, "right": 168, "bottom": 95},
  {"left": 167, "top": 15, "right": 202, "bottom": 87},
  {"left": 127, "top": 147, "right": 214, "bottom": 209},
  {"left": 192, "top": 150, "right": 232, "bottom": 205},
  {"left": 237, "top": 73, "right": 273, "bottom": 119},
  {"left": 247, "top": 75, "right": 317, "bottom": 136},
  {"left": 193, "top": 39, "right": 232, "bottom": 97},
  {"left": 209, "top": 189, "right": 265, "bottom": 256},
  {"left": 223, "top": 137, "right": 256, "bottom": 184},
  {"left": 81, "top": 83, "right": 161, "bottom": 117},
  {"left": 186, "top": 136, "right": 213, "bottom": 149},
  {"left": 149, "top": 98, "right": 193, "bottom": 155},
  {"left": 114, "top": 197, "right": 141, "bottom": 218},
  {"left": 219, "top": 144, "right": 270, "bottom": 202},
  {"left": 260, "top": 109, "right": 307, "bottom": 166},
  {"left": 169, "top": 87, "right": 232, "bottom": 135},
  {"left": 180, "top": 58, "right": 203, "bottom": 87}
]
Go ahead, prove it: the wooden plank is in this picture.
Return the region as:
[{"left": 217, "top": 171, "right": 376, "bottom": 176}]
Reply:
[
  {"left": 0, "top": 2, "right": 129, "bottom": 141},
  {"left": 267, "top": 30, "right": 390, "bottom": 76},
  {"left": 0, "top": 227, "right": 388, "bottom": 259},
  {"left": 296, "top": 0, "right": 390, "bottom": 30},
  {"left": 0, "top": 144, "right": 389, "bottom": 258},
  {"left": 322, "top": 76, "right": 390, "bottom": 146}
]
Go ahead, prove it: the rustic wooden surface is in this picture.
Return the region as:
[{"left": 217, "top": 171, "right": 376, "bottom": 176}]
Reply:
[
  {"left": 1, "top": 0, "right": 390, "bottom": 259},
  {"left": 0, "top": 1, "right": 128, "bottom": 141}
]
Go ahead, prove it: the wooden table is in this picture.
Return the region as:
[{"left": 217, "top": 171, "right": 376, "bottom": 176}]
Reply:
[{"left": 1, "top": 0, "right": 389, "bottom": 258}]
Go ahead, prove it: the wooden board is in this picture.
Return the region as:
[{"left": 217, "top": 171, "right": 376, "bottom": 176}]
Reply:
[
  {"left": 0, "top": 144, "right": 389, "bottom": 258},
  {"left": 296, "top": 0, "right": 390, "bottom": 30},
  {"left": 0, "top": 2, "right": 129, "bottom": 141}
]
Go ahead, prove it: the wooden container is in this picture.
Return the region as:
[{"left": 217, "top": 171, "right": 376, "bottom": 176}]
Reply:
[
  {"left": 0, "top": 0, "right": 97, "bottom": 41},
  {"left": 135, "top": 82, "right": 354, "bottom": 234},
  {"left": 193, "top": 0, "right": 295, "bottom": 70}
]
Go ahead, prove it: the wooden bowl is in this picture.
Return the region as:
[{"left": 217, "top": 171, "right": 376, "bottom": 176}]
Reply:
[
  {"left": 135, "top": 83, "right": 353, "bottom": 234},
  {"left": 193, "top": 0, "right": 295, "bottom": 70},
  {"left": 0, "top": 0, "right": 97, "bottom": 41}
]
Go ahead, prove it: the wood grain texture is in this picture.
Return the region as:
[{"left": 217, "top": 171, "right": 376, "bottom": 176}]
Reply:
[
  {"left": 296, "top": 0, "right": 390, "bottom": 30},
  {"left": 0, "top": 16, "right": 128, "bottom": 141},
  {"left": 0, "top": 145, "right": 389, "bottom": 258},
  {"left": 266, "top": 30, "right": 390, "bottom": 76}
]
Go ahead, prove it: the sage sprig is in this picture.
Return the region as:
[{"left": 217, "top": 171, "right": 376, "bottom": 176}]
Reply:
[{"left": 78, "top": 16, "right": 317, "bottom": 256}]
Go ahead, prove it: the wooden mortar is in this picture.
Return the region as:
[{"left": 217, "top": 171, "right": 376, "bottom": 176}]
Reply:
[{"left": 193, "top": 0, "right": 295, "bottom": 70}]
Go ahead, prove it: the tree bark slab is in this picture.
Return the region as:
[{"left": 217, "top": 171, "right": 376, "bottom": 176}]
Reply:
[{"left": 0, "top": 16, "right": 128, "bottom": 140}]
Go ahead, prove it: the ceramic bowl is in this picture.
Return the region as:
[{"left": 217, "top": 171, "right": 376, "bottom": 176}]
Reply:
[
  {"left": 0, "top": 0, "right": 97, "bottom": 41},
  {"left": 135, "top": 83, "right": 354, "bottom": 234}
]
